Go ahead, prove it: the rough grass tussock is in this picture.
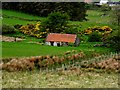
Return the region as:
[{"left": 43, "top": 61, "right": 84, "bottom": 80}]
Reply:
[
  {"left": 1, "top": 51, "right": 85, "bottom": 72},
  {"left": 1, "top": 52, "right": 119, "bottom": 73}
]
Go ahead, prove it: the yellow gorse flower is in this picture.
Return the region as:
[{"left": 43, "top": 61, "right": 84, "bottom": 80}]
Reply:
[
  {"left": 84, "top": 26, "right": 112, "bottom": 35},
  {"left": 101, "top": 26, "right": 112, "bottom": 32},
  {"left": 34, "top": 22, "right": 41, "bottom": 31},
  {"left": 19, "top": 22, "right": 47, "bottom": 38}
]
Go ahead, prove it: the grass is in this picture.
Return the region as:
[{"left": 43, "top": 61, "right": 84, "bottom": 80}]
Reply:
[
  {"left": 2, "top": 70, "right": 118, "bottom": 88},
  {"left": 1, "top": 9, "right": 115, "bottom": 60},
  {"left": 2, "top": 9, "right": 41, "bottom": 19},
  {"left": 2, "top": 41, "right": 112, "bottom": 58},
  {"left": 69, "top": 10, "right": 115, "bottom": 31},
  {"left": 2, "top": 9, "right": 46, "bottom": 25},
  {"left": 1, "top": 9, "right": 114, "bottom": 58},
  {"left": 2, "top": 18, "right": 36, "bottom": 26},
  {"left": 2, "top": 9, "right": 114, "bottom": 29}
]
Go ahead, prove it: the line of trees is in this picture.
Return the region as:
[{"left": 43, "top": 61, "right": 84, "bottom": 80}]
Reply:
[{"left": 2, "top": 2, "right": 87, "bottom": 21}]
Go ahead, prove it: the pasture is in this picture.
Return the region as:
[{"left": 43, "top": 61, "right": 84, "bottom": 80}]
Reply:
[{"left": 1, "top": 9, "right": 114, "bottom": 58}]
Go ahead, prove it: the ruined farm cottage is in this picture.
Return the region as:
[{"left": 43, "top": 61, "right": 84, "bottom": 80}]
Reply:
[{"left": 45, "top": 33, "right": 80, "bottom": 46}]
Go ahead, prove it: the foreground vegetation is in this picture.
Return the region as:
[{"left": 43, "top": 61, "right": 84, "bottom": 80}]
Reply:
[
  {"left": 2, "top": 51, "right": 119, "bottom": 88},
  {"left": 2, "top": 70, "right": 118, "bottom": 88}
]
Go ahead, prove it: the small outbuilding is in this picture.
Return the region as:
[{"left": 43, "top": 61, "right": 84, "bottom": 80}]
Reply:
[{"left": 45, "top": 33, "right": 80, "bottom": 46}]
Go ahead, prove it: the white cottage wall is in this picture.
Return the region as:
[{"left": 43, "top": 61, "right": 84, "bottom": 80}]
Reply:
[
  {"left": 53, "top": 42, "right": 57, "bottom": 46},
  {"left": 45, "top": 42, "right": 51, "bottom": 45}
]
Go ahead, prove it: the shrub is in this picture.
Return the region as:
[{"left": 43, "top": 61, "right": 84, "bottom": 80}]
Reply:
[
  {"left": 84, "top": 26, "right": 112, "bottom": 42},
  {"left": 84, "top": 26, "right": 112, "bottom": 35},
  {"left": 88, "top": 31, "right": 102, "bottom": 42},
  {"left": 2, "top": 24, "right": 16, "bottom": 34},
  {"left": 14, "top": 24, "right": 23, "bottom": 29},
  {"left": 42, "top": 11, "right": 69, "bottom": 33},
  {"left": 19, "top": 22, "right": 47, "bottom": 38},
  {"left": 106, "top": 30, "right": 120, "bottom": 52},
  {"left": 63, "top": 25, "right": 79, "bottom": 34}
]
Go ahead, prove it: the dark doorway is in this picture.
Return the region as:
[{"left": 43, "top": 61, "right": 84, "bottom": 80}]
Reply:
[
  {"left": 50, "top": 42, "right": 54, "bottom": 46},
  {"left": 57, "top": 43, "right": 60, "bottom": 47}
]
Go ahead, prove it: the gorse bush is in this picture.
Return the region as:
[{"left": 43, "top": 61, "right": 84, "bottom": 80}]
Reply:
[
  {"left": 42, "top": 11, "right": 69, "bottom": 33},
  {"left": 84, "top": 26, "right": 112, "bottom": 42},
  {"left": 19, "top": 22, "right": 47, "bottom": 38},
  {"left": 84, "top": 26, "right": 112, "bottom": 35},
  {"left": 2, "top": 24, "right": 16, "bottom": 34},
  {"left": 88, "top": 31, "right": 102, "bottom": 42}
]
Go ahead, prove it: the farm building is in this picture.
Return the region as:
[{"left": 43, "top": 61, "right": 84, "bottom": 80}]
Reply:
[{"left": 45, "top": 33, "right": 80, "bottom": 46}]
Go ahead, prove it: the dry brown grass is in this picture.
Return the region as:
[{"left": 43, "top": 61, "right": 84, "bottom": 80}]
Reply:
[{"left": 2, "top": 69, "right": 119, "bottom": 88}]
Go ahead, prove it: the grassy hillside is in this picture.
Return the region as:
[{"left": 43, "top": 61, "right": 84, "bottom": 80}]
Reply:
[
  {"left": 2, "top": 9, "right": 113, "bottom": 29},
  {"left": 1, "top": 9, "right": 114, "bottom": 58},
  {"left": 70, "top": 10, "right": 115, "bottom": 30},
  {"left": 2, "top": 9, "right": 46, "bottom": 25}
]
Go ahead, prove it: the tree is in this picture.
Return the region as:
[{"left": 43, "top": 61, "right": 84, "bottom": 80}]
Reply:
[
  {"left": 42, "top": 12, "right": 69, "bottom": 33},
  {"left": 55, "top": 2, "right": 87, "bottom": 21},
  {"left": 2, "top": 2, "right": 87, "bottom": 21}
]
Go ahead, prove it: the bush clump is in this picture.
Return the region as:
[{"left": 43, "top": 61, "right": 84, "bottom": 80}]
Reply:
[
  {"left": 106, "top": 30, "right": 120, "bottom": 52},
  {"left": 42, "top": 11, "right": 69, "bottom": 33},
  {"left": 84, "top": 26, "right": 112, "bottom": 35},
  {"left": 19, "top": 22, "right": 47, "bottom": 38},
  {"left": 63, "top": 25, "right": 80, "bottom": 34},
  {"left": 84, "top": 26, "right": 112, "bottom": 42},
  {"left": 88, "top": 31, "right": 102, "bottom": 42},
  {"left": 2, "top": 24, "right": 17, "bottom": 34}
]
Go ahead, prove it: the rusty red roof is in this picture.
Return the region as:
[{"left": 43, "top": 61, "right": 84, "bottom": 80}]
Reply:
[{"left": 46, "top": 33, "right": 77, "bottom": 43}]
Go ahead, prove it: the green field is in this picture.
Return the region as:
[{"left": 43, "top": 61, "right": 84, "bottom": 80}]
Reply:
[
  {"left": 2, "top": 41, "right": 112, "bottom": 58},
  {"left": 2, "top": 9, "right": 46, "bottom": 25},
  {"left": 1, "top": 9, "right": 114, "bottom": 58},
  {"left": 2, "top": 9, "right": 114, "bottom": 28},
  {"left": 69, "top": 10, "right": 115, "bottom": 30}
]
